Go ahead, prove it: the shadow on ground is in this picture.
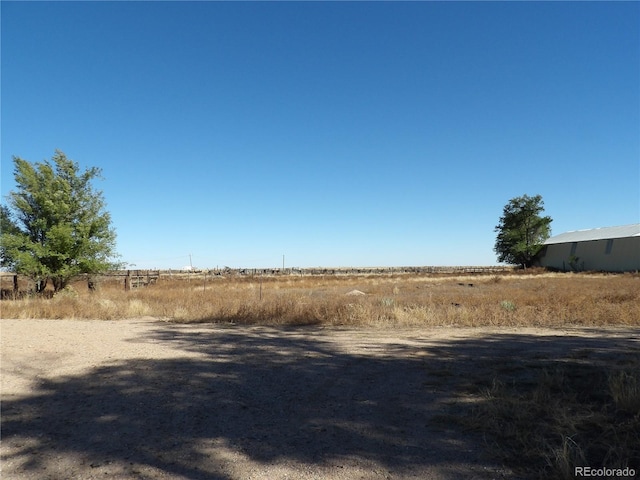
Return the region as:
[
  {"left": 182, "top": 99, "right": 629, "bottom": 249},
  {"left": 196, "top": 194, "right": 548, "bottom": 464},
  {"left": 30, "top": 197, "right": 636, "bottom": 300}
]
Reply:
[{"left": 2, "top": 324, "right": 638, "bottom": 479}]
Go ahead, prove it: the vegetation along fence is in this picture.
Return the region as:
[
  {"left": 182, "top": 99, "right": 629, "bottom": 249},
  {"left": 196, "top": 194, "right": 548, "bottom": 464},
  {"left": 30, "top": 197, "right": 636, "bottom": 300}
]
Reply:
[{"left": 1, "top": 266, "right": 517, "bottom": 298}]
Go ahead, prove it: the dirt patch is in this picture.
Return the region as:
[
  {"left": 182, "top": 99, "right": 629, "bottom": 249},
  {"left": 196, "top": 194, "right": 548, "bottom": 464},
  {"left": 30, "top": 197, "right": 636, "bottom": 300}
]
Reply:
[{"left": 2, "top": 318, "right": 638, "bottom": 479}]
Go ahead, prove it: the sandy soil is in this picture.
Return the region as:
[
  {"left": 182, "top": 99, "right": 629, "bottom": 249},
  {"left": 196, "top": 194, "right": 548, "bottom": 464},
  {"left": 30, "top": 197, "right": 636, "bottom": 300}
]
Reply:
[{"left": 2, "top": 318, "right": 638, "bottom": 480}]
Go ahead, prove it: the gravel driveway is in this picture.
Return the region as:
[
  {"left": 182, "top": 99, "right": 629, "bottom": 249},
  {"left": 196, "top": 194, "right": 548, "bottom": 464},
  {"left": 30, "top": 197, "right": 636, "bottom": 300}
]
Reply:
[{"left": 2, "top": 318, "right": 638, "bottom": 479}]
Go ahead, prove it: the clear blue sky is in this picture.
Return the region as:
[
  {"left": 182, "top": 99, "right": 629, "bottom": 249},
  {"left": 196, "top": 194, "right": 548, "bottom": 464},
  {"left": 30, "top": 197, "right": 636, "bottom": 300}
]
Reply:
[{"left": 2, "top": 2, "right": 639, "bottom": 269}]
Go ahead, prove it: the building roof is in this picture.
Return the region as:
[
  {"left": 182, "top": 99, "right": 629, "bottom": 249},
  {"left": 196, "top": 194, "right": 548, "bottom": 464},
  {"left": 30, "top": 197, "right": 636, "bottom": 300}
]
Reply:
[{"left": 544, "top": 224, "right": 640, "bottom": 244}]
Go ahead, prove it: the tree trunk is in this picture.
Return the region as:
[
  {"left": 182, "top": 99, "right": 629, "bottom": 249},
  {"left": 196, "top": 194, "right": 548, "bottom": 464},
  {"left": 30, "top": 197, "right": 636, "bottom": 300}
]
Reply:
[
  {"left": 35, "top": 278, "right": 48, "bottom": 293},
  {"left": 52, "top": 277, "right": 68, "bottom": 292}
]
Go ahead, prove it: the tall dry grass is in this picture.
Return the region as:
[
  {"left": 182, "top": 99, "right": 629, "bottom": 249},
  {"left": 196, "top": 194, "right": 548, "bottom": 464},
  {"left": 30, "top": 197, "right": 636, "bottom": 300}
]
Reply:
[
  {"left": 2, "top": 271, "right": 638, "bottom": 327},
  {"left": 461, "top": 361, "right": 640, "bottom": 479}
]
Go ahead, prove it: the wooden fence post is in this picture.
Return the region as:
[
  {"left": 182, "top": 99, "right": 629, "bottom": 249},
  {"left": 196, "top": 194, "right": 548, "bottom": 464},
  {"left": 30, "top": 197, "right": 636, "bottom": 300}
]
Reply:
[{"left": 125, "top": 270, "right": 131, "bottom": 291}]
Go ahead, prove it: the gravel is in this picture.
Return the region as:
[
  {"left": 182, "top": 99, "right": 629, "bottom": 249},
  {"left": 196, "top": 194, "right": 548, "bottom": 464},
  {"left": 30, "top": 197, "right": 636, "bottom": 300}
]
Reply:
[{"left": 2, "top": 318, "right": 637, "bottom": 479}]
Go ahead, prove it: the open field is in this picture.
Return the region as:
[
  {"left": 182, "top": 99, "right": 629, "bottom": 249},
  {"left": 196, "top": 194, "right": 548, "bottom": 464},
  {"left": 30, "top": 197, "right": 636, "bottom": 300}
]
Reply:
[
  {"left": 2, "top": 271, "right": 639, "bottom": 478},
  {"left": 1, "top": 270, "right": 639, "bottom": 327}
]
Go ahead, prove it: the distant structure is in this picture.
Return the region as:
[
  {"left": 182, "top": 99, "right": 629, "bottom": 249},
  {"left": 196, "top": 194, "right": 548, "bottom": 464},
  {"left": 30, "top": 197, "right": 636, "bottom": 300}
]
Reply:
[{"left": 535, "top": 224, "right": 640, "bottom": 272}]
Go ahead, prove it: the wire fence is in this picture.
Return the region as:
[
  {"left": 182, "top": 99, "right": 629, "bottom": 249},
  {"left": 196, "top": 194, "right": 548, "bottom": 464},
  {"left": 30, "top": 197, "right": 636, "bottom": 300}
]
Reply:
[{"left": 1, "top": 265, "right": 516, "bottom": 297}]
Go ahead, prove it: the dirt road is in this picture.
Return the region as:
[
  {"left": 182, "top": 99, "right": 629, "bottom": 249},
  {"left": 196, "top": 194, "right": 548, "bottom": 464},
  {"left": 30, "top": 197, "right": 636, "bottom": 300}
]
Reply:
[{"left": 2, "top": 319, "right": 638, "bottom": 479}]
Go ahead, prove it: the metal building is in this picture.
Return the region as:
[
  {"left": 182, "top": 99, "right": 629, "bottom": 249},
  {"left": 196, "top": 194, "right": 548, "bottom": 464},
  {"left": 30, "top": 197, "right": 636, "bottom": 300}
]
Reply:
[{"left": 536, "top": 224, "right": 640, "bottom": 272}]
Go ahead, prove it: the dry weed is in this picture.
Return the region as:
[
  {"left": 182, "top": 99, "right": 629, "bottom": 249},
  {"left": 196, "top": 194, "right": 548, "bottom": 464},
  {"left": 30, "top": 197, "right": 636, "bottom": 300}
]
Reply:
[
  {"left": 1, "top": 272, "right": 638, "bottom": 328},
  {"left": 609, "top": 371, "right": 640, "bottom": 414},
  {"left": 461, "top": 361, "right": 640, "bottom": 479}
]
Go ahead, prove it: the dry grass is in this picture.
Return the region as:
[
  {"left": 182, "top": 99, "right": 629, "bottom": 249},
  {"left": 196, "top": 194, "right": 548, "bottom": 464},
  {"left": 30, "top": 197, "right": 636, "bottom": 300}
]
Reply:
[
  {"left": 2, "top": 270, "right": 638, "bottom": 327},
  {"left": 458, "top": 361, "right": 640, "bottom": 479}
]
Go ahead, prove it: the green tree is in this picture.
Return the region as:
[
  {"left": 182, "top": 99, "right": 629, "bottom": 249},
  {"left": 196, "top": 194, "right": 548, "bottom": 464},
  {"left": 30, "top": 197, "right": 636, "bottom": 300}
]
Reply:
[
  {"left": 1, "top": 151, "right": 120, "bottom": 292},
  {"left": 494, "top": 194, "right": 552, "bottom": 268}
]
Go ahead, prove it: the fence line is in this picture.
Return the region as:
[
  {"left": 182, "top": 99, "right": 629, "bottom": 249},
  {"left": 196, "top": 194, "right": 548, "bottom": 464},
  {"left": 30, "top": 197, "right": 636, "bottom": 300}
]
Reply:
[
  {"left": 1, "top": 266, "right": 516, "bottom": 297},
  {"left": 104, "top": 265, "right": 515, "bottom": 277}
]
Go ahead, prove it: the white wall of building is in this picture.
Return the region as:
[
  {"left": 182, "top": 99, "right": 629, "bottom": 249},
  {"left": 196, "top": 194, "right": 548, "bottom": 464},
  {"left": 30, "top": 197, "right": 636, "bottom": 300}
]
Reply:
[{"left": 538, "top": 237, "right": 640, "bottom": 272}]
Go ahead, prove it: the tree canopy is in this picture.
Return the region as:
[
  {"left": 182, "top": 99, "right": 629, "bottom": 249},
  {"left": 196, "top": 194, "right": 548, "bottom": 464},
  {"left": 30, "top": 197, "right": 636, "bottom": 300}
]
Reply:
[
  {"left": 1, "top": 151, "right": 120, "bottom": 292},
  {"left": 494, "top": 194, "right": 552, "bottom": 268}
]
